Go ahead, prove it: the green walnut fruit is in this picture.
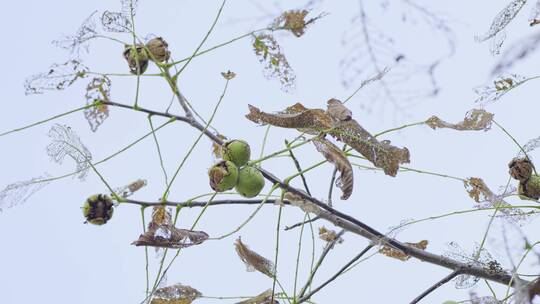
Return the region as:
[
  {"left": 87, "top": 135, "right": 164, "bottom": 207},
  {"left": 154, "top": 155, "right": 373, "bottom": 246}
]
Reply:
[
  {"left": 222, "top": 139, "right": 251, "bottom": 167},
  {"left": 209, "top": 160, "right": 239, "bottom": 192},
  {"left": 235, "top": 166, "right": 265, "bottom": 198},
  {"left": 83, "top": 194, "right": 114, "bottom": 225},
  {"left": 518, "top": 174, "right": 540, "bottom": 201}
]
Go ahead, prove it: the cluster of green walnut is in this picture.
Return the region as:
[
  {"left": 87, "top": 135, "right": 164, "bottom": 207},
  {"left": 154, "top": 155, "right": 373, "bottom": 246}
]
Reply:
[
  {"left": 208, "top": 140, "right": 265, "bottom": 198},
  {"left": 509, "top": 157, "right": 540, "bottom": 201}
]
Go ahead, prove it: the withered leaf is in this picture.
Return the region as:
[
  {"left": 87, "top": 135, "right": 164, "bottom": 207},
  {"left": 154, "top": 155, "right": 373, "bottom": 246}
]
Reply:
[
  {"left": 252, "top": 34, "right": 296, "bottom": 92},
  {"left": 313, "top": 138, "right": 353, "bottom": 200},
  {"left": 132, "top": 224, "right": 208, "bottom": 249},
  {"left": 246, "top": 104, "right": 333, "bottom": 133},
  {"left": 114, "top": 179, "right": 147, "bottom": 198},
  {"left": 318, "top": 226, "right": 344, "bottom": 244},
  {"left": 236, "top": 289, "right": 278, "bottom": 304},
  {"left": 235, "top": 237, "right": 275, "bottom": 278},
  {"left": 280, "top": 191, "right": 321, "bottom": 214},
  {"left": 425, "top": 109, "right": 494, "bottom": 131},
  {"left": 464, "top": 177, "right": 531, "bottom": 224},
  {"left": 84, "top": 76, "right": 111, "bottom": 132},
  {"left": 151, "top": 283, "right": 202, "bottom": 304},
  {"left": 379, "top": 240, "right": 428, "bottom": 261},
  {"left": 270, "top": 10, "right": 324, "bottom": 38}
]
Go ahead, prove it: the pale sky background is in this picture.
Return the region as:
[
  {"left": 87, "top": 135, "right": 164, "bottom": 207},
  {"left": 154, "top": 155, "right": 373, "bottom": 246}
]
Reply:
[{"left": 1, "top": 1, "right": 540, "bottom": 303}]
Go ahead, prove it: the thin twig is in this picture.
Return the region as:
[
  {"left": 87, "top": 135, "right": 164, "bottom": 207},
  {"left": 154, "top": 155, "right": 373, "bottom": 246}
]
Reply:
[{"left": 409, "top": 270, "right": 461, "bottom": 304}]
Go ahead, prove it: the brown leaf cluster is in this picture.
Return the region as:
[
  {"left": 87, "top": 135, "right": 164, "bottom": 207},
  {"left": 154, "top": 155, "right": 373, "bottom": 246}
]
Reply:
[
  {"left": 318, "top": 226, "right": 343, "bottom": 244},
  {"left": 252, "top": 34, "right": 296, "bottom": 92},
  {"left": 246, "top": 99, "right": 410, "bottom": 177},
  {"left": 270, "top": 10, "right": 323, "bottom": 37},
  {"left": 425, "top": 109, "right": 494, "bottom": 131},
  {"left": 234, "top": 237, "right": 275, "bottom": 278},
  {"left": 379, "top": 240, "right": 428, "bottom": 261},
  {"left": 151, "top": 283, "right": 202, "bottom": 304}
]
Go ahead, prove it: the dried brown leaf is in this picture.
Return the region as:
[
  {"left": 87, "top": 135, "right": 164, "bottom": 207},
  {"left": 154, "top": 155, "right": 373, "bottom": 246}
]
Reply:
[
  {"left": 313, "top": 138, "right": 353, "bottom": 200},
  {"left": 281, "top": 191, "right": 321, "bottom": 214},
  {"left": 234, "top": 237, "right": 275, "bottom": 278},
  {"left": 464, "top": 177, "right": 531, "bottom": 224},
  {"left": 132, "top": 224, "right": 208, "bottom": 249},
  {"left": 379, "top": 240, "right": 428, "bottom": 261},
  {"left": 425, "top": 109, "right": 494, "bottom": 131},
  {"left": 245, "top": 104, "right": 333, "bottom": 133},
  {"left": 318, "top": 226, "right": 344, "bottom": 244},
  {"left": 236, "top": 289, "right": 278, "bottom": 304},
  {"left": 270, "top": 10, "right": 324, "bottom": 37},
  {"left": 151, "top": 283, "right": 202, "bottom": 304},
  {"left": 252, "top": 34, "right": 296, "bottom": 92},
  {"left": 114, "top": 179, "right": 147, "bottom": 198}
]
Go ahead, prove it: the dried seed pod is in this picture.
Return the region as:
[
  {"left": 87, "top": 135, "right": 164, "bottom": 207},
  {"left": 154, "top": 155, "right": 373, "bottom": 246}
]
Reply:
[
  {"left": 509, "top": 157, "right": 534, "bottom": 182},
  {"left": 208, "top": 160, "right": 239, "bottom": 192},
  {"left": 222, "top": 140, "right": 251, "bottom": 167},
  {"left": 518, "top": 174, "right": 540, "bottom": 201},
  {"left": 235, "top": 166, "right": 265, "bottom": 198},
  {"left": 82, "top": 194, "right": 114, "bottom": 225},
  {"left": 146, "top": 37, "right": 170, "bottom": 63},
  {"left": 123, "top": 44, "right": 149, "bottom": 74}
]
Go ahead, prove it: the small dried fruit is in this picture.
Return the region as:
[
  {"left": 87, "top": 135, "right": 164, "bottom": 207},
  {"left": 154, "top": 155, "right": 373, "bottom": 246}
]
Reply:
[
  {"left": 518, "top": 174, "right": 540, "bottom": 201},
  {"left": 222, "top": 140, "right": 251, "bottom": 167},
  {"left": 509, "top": 157, "right": 534, "bottom": 182},
  {"left": 208, "top": 160, "right": 239, "bottom": 192},
  {"left": 82, "top": 194, "right": 114, "bottom": 225},
  {"left": 235, "top": 166, "right": 265, "bottom": 198},
  {"left": 146, "top": 37, "right": 170, "bottom": 63},
  {"left": 123, "top": 44, "right": 149, "bottom": 74}
]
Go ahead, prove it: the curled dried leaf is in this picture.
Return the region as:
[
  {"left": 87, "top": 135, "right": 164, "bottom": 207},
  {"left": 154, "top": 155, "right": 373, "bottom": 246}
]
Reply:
[
  {"left": 379, "top": 240, "right": 428, "bottom": 261},
  {"left": 47, "top": 124, "right": 92, "bottom": 180},
  {"left": 0, "top": 174, "right": 52, "bottom": 212},
  {"left": 151, "top": 283, "right": 202, "bottom": 304},
  {"left": 236, "top": 289, "right": 278, "bottom": 304},
  {"left": 425, "top": 109, "right": 494, "bottom": 131},
  {"left": 234, "top": 237, "right": 275, "bottom": 278},
  {"left": 25, "top": 60, "right": 88, "bottom": 95},
  {"left": 282, "top": 191, "right": 321, "bottom": 214},
  {"left": 464, "top": 177, "right": 531, "bottom": 224},
  {"left": 326, "top": 98, "right": 352, "bottom": 122},
  {"left": 313, "top": 138, "right": 353, "bottom": 200},
  {"left": 115, "top": 179, "right": 147, "bottom": 198},
  {"left": 132, "top": 224, "right": 208, "bottom": 249},
  {"left": 245, "top": 104, "right": 333, "bottom": 133},
  {"left": 252, "top": 34, "right": 296, "bottom": 92},
  {"left": 318, "top": 226, "right": 344, "bottom": 244}
]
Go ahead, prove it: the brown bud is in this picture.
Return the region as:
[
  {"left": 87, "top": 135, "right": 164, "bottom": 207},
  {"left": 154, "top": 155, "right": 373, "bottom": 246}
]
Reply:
[
  {"left": 146, "top": 37, "right": 170, "bottom": 63},
  {"left": 508, "top": 157, "right": 534, "bottom": 182},
  {"left": 123, "top": 44, "right": 149, "bottom": 74}
]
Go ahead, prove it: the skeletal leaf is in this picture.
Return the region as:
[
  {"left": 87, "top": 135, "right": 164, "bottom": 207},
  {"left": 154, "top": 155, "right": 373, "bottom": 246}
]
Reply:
[
  {"left": 151, "top": 283, "right": 202, "bottom": 304},
  {"left": 425, "top": 109, "right": 494, "bottom": 131},
  {"left": 101, "top": 11, "right": 132, "bottom": 33},
  {"left": 270, "top": 10, "right": 324, "bottom": 37},
  {"left": 236, "top": 289, "right": 278, "bottom": 304},
  {"left": 379, "top": 240, "right": 428, "bottom": 261},
  {"left": 313, "top": 138, "right": 353, "bottom": 200},
  {"left": 84, "top": 76, "right": 111, "bottom": 132},
  {"left": 444, "top": 242, "right": 501, "bottom": 289},
  {"left": 114, "top": 179, "right": 147, "bottom": 198},
  {"left": 474, "top": 74, "right": 527, "bottom": 105},
  {"left": 531, "top": 0, "right": 540, "bottom": 26},
  {"left": 245, "top": 104, "right": 333, "bottom": 133},
  {"left": 521, "top": 135, "right": 540, "bottom": 154},
  {"left": 318, "top": 226, "right": 344, "bottom": 244},
  {"left": 464, "top": 177, "right": 532, "bottom": 224},
  {"left": 234, "top": 237, "right": 275, "bottom": 278},
  {"left": 47, "top": 124, "right": 92, "bottom": 180},
  {"left": 0, "top": 174, "right": 52, "bottom": 212},
  {"left": 492, "top": 32, "right": 540, "bottom": 75},
  {"left": 252, "top": 34, "right": 296, "bottom": 92},
  {"left": 24, "top": 60, "right": 88, "bottom": 95},
  {"left": 132, "top": 224, "right": 208, "bottom": 249},
  {"left": 52, "top": 11, "right": 99, "bottom": 56},
  {"left": 469, "top": 292, "right": 500, "bottom": 304},
  {"left": 475, "top": 0, "right": 527, "bottom": 52}
]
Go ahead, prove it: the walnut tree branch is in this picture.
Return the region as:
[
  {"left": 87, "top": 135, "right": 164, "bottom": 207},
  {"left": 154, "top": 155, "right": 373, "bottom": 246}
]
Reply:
[{"left": 409, "top": 270, "right": 461, "bottom": 304}]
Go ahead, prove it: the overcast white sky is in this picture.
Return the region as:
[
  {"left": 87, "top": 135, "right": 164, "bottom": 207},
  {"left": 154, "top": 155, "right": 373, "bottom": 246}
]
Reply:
[{"left": 1, "top": 1, "right": 540, "bottom": 303}]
